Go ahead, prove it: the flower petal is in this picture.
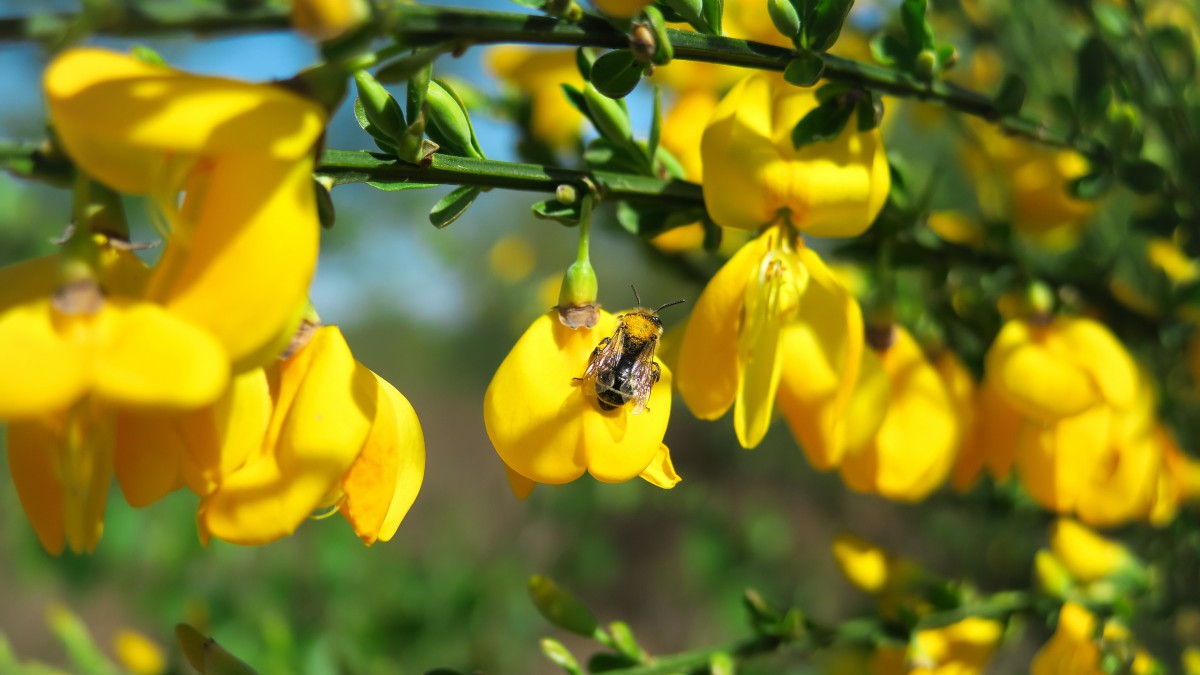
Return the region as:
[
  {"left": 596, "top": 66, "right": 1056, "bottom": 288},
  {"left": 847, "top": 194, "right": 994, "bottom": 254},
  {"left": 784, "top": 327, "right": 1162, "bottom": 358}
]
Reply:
[
  {"left": 777, "top": 247, "right": 864, "bottom": 469},
  {"left": 505, "top": 465, "right": 537, "bottom": 500},
  {"left": 145, "top": 156, "right": 318, "bottom": 370},
  {"left": 1057, "top": 317, "right": 1138, "bottom": 410},
  {"left": 340, "top": 372, "right": 425, "bottom": 545},
  {"left": 1016, "top": 405, "right": 1112, "bottom": 512},
  {"left": 93, "top": 302, "right": 229, "bottom": 409},
  {"left": 7, "top": 415, "right": 68, "bottom": 555},
  {"left": 987, "top": 319, "right": 1100, "bottom": 420},
  {"left": 582, "top": 362, "right": 672, "bottom": 483},
  {"left": 114, "top": 410, "right": 185, "bottom": 507},
  {"left": 676, "top": 233, "right": 768, "bottom": 421},
  {"left": 0, "top": 301, "right": 87, "bottom": 418},
  {"left": 45, "top": 48, "right": 325, "bottom": 194},
  {"left": 638, "top": 444, "right": 681, "bottom": 489},
  {"left": 199, "top": 326, "right": 375, "bottom": 544},
  {"left": 179, "top": 369, "right": 271, "bottom": 495}
]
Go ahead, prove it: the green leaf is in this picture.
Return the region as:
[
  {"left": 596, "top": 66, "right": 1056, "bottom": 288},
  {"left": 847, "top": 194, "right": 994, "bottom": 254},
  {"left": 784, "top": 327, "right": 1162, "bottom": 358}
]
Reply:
[
  {"left": 616, "top": 201, "right": 706, "bottom": 237},
  {"left": 702, "top": 0, "right": 724, "bottom": 35},
  {"left": 429, "top": 186, "right": 481, "bottom": 228},
  {"left": 314, "top": 178, "right": 335, "bottom": 230},
  {"left": 607, "top": 621, "right": 645, "bottom": 661},
  {"left": 783, "top": 52, "right": 825, "bottom": 87},
  {"left": 586, "top": 653, "right": 640, "bottom": 673},
  {"left": 539, "top": 639, "right": 583, "bottom": 675},
  {"left": 529, "top": 576, "right": 601, "bottom": 638},
  {"left": 791, "top": 98, "right": 854, "bottom": 148},
  {"left": 532, "top": 198, "right": 583, "bottom": 225},
  {"left": 856, "top": 91, "right": 884, "bottom": 131},
  {"left": 575, "top": 46, "right": 594, "bottom": 80},
  {"left": 1067, "top": 170, "right": 1112, "bottom": 200},
  {"left": 807, "top": 0, "right": 855, "bottom": 52},
  {"left": 869, "top": 33, "right": 909, "bottom": 67},
  {"left": 993, "top": 74, "right": 1026, "bottom": 117},
  {"left": 591, "top": 49, "right": 644, "bottom": 99},
  {"left": 1118, "top": 159, "right": 1166, "bottom": 195},
  {"left": 900, "top": 0, "right": 935, "bottom": 51},
  {"left": 1075, "top": 35, "right": 1111, "bottom": 126},
  {"left": 709, "top": 652, "right": 735, "bottom": 675},
  {"left": 130, "top": 45, "right": 166, "bottom": 66},
  {"left": 648, "top": 86, "right": 662, "bottom": 160},
  {"left": 660, "top": 0, "right": 709, "bottom": 33},
  {"left": 508, "top": 0, "right": 547, "bottom": 8},
  {"left": 366, "top": 180, "right": 438, "bottom": 191}
]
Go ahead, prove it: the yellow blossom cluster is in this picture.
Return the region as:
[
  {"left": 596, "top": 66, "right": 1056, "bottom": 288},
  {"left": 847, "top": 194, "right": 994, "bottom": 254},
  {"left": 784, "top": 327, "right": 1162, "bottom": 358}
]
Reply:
[{"left": 0, "top": 48, "right": 423, "bottom": 554}]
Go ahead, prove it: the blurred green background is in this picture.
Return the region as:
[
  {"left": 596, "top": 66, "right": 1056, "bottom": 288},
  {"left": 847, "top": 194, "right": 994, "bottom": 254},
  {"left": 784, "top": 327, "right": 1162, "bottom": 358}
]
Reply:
[{"left": 2, "top": 0, "right": 1197, "bottom": 672}]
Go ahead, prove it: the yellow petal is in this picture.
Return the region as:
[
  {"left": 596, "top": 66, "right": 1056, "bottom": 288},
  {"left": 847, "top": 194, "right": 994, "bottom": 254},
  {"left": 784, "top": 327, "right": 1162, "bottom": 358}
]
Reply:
[
  {"left": 7, "top": 414, "right": 68, "bottom": 554},
  {"left": 93, "top": 302, "right": 229, "bottom": 409},
  {"left": 0, "top": 255, "right": 58, "bottom": 312},
  {"left": 199, "top": 326, "right": 375, "bottom": 545},
  {"left": 734, "top": 248, "right": 805, "bottom": 449},
  {"left": 676, "top": 233, "right": 768, "bottom": 420},
  {"left": 592, "top": 0, "right": 653, "bottom": 17},
  {"left": 179, "top": 368, "right": 271, "bottom": 495},
  {"left": 831, "top": 532, "right": 889, "bottom": 594},
  {"left": 341, "top": 372, "right": 425, "bottom": 545},
  {"left": 777, "top": 248, "right": 865, "bottom": 469},
  {"left": 1049, "top": 519, "right": 1131, "bottom": 583},
  {"left": 291, "top": 0, "right": 370, "bottom": 41},
  {"left": 638, "top": 444, "right": 681, "bottom": 489},
  {"left": 1057, "top": 317, "right": 1138, "bottom": 410},
  {"left": 975, "top": 381, "right": 1024, "bottom": 480},
  {"left": 114, "top": 410, "right": 185, "bottom": 507},
  {"left": 1074, "top": 430, "right": 1160, "bottom": 527},
  {"left": 45, "top": 48, "right": 325, "bottom": 194},
  {"left": 146, "top": 156, "right": 318, "bottom": 370},
  {"left": 484, "top": 311, "right": 670, "bottom": 485},
  {"left": 0, "top": 301, "right": 88, "bottom": 418},
  {"left": 700, "top": 74, "right": 783, "bottom": 230},
  {"left": 1016, "top": 406, "right": 1112, "bottom": 512},
  {"left": 986, "top": 319, "right": 1100, "bottom": 420}
]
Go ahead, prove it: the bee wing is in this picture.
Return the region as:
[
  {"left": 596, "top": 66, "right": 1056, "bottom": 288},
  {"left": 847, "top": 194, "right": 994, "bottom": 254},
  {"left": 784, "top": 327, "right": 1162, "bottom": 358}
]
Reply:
[
  {"left": 626, "top": 342, "right": 660, "bottom": 415},
  {"left": 581, "top": 326, "right": 625, "bottom": 400}
]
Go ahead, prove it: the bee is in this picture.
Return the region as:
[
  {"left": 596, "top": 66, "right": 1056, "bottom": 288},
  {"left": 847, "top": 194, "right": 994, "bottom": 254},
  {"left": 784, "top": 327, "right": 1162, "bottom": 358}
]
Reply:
[{"left": 578, "top": 287, "right": 685, "bottom": 414}]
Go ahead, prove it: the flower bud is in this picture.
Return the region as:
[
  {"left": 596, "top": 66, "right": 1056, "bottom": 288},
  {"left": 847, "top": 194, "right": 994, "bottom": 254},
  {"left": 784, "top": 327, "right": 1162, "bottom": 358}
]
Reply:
[
  {"left": 583, "top": 83, "right": 633, "bottom": 143},
  {"left": 353, "top": 71, "right": 406, "bottom": 141},
  {"left": 768, "top": 0, "right": 802, "bottom": 40},
  {"left": 915, "top": 49, "right": 938, "bottom": 80},
  {"left": 425, "top": 79, "right": 483, "bottom": 159}
]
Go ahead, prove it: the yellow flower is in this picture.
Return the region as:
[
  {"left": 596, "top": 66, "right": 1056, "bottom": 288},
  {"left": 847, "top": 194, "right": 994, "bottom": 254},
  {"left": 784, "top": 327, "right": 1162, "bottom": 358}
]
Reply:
[
  {"left": 291, "top": 0, "right": 370, "bottom": 42},
  {"left": 986, "top": 316, "right": 1137, "bottom": 422},
  {"left": 872, "top": 617, "right": 1004, "bottom": 675},
  {"left": 831, "top": 533, "right": 926, "bottom": 621},
  {"left": 839, "top": 328, "right": 961, "bottom": 502},
  {"left": 676, "top": 225, "right": 864, "bottom": 454},
  {"left": 114, "top": 629, "right": 166, "bottom": 675},
  {"left": 962, "top": 124, "right": 1095, "bottom": 248},
  {"left": 701, "top": 72, "right": 889, "bottom": 233},
  {"left": 45, "top": 47, "right": 326, "bottom": 370},
  {"left": 487, "top": 47, "right": 586, "bottom": 149},
  {"left": 484, "top": 309, "right": 679, "bottom": 490},
  {"left": 1032, "top": 602, "right": 1156, "bottom": 675},
  {"left": 591, "top": 0, "right": 653, "bottom": 18},
  {"left": 1048, "top": 519, "right": 1134, "bottom": 584}
]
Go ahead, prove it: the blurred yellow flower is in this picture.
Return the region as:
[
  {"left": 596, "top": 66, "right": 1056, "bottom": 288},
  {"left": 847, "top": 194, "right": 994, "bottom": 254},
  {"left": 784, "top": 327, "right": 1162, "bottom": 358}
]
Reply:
[
  {"left": 291, "top": 0, "right": 369, "bottom": 41},
  {"left": 484, "top": 309, "right": 678, "bottom": 491},
  {"left": 831, "top": 533, "right": 927, "bottom": 621},
  {"left": 963, "top": 124, "right": 1095, "bottom": 248},
  {"left": 45, "top": 47, "right": 326, "bottom": 370},
  {"left": 114, "top": 629, "right": 166, "bottom": 675},
  {"left": 1032, "top": 602, "right": 1158, "bottom": 675},
  {"left": 675, "top": 225, "right": 864, "bottom": 454},
  {"left": 488, "top": 47, "right": 586, "bottom": 149},
  {"left": 701, "top": 73, "right": 890, "bottom": 233},
  {"left": 1049, "top": 518, "right": 1134, "bottom": 584},
  {"left": 872, "top": 617, "right": 1003, "bottom": 675},
  {"left": 839, "top": 327, "right": 961, "bottom": 502}
]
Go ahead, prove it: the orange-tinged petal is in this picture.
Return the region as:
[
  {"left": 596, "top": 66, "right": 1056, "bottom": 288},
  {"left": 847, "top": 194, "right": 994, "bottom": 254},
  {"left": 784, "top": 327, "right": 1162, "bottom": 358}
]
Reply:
[
  {"left": 341, "top": 373, "right": 425, "bottom": 545},
  {"left": 777, "top": 247, "right": 865, "bottom": 469},
  {"left": 975, "top": 381, "right": 1023, "bottom": 479},
  {"left": 505, "top": 465, "right": 537, "bottom": 500},
  {"left": 7, "top": 414, "right": 68, "bottom": 554},
  {"left": 676, "top": 233, "right": 768, "bottom": 420},
  {"left": 199, "top": 326, "right": 375, "bottom": 544},
  {"left": 146, "top": 156, "right": 318, "bottom": 370},
  {"left": 114, "top": 410, "right": 185, "bottom": 507},
  {"left": 638, "top": 443, "right": 681, "bottom": 489},
  {"left": 0, "top": 301, "right": 88, "bottom": 418},
  {"left": 45, "top": 48, "right": 325, "bottom": 194},
  {"left": 93, "top": 302, "right": 228, "bottom": 409}
]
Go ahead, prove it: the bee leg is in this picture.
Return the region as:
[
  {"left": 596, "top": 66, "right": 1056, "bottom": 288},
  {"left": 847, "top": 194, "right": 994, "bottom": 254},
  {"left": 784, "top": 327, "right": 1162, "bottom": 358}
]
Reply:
[{"left": 650, "top": 362, "right": 661, "bottom": 384}]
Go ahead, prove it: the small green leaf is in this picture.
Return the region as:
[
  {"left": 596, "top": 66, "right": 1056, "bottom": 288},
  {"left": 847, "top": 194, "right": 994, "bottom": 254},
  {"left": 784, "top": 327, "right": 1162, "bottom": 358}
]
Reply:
[
  {"left": 429, "top": 186, "right": 481, "bottom": 228},
  {"left": 660, "top": 0, "right": 709, "bottom": 33},
  {"left": 540, "top": 639, "right": 583, "bottom": 675},
  {"left": 709, "top": 652, "right": 735, "bottom": 675},
  {"left": 314, "top": 178, "right": 335, "bottom": 230},
  {"left": 575, "top": 46, "right": 595, "bottom": 80},
  {"left": 702, "top": 0, "right": 724, "bottom": 35},
  {"left": 130, "top": 45, "right": 166, "bottom": 66},
  {"left": 807, "top": 0, "right": 855, "bottom": 52},
  {"left": 529, "top": 576, "right": 601, "bottom": 638},
  {"left": 648, "top": 86, "right": 663, "bottom": 160},
  {"left": 366, "top": 180, "right": 438, "bottom": 192},
  {"left": 856, "top": 91, "right": 884, "bottom": 131},
  {"left": 1118, "top": 159, "right": 1166, "bottom": 195},
  {"left": 607, "top": 621, "right": 645, "bottom": 661},
  {"left": 783, "top": 52, "right": 825, "bottom": 87},
  {"left": 586, "top": 653, "right": 640, "bottom": 673},
  {"left": 900, "top": 0, "right": 935, "bottom": 51},
  {"left": 591, "top": 49, "right": 644, "bottom": 99},
  {"left": 993, "top": 74, "right": 1026, "bottom": 117},
  {"left": 791, "top": 98, "right": 854, "bottom": 148},
  {"left": 375, "top": 47, "right": 448, "bottom": 84},
  {"left": 532, "top": 198, "right": 583, "bottom": 225},
  {"left": 1067, "top": 170, "right": 1112, "bottom": 200},
  {"left": 869, "top": 33, "right": 908, "bottom": 67}
]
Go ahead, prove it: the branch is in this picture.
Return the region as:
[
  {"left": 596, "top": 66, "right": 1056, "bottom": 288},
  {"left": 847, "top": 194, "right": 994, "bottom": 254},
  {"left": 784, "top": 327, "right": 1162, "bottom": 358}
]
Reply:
[
  {"left": 317, "top": 149, "right": 704, "bottom": 205},
  {"left": 0, "top": 3, "right": 1099, "bottom": 157}
]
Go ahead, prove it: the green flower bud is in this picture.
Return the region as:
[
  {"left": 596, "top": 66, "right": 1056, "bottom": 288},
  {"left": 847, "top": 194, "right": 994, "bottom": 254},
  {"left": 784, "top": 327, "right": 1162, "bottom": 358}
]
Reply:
[
  {"left": 768, "top": 0, "right": 801, "bottom": 40},
  {"left": 914, "top": 49, "right": 938, "bottom": 80},
  {"left": 425, "top": 79, "right": 483, "bottom": 159},
  {"left": 583, "top": 82, "right": 633, "bottom": 143},
  {"left": 353, "top": 70, "right": 406, "bottom": 140}
]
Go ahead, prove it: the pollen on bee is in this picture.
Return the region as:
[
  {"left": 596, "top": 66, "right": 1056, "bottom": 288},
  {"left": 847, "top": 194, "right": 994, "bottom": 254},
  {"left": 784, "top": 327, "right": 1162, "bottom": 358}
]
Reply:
[{"left": 621, "top": 313, "right": 660, "bottom": 343}]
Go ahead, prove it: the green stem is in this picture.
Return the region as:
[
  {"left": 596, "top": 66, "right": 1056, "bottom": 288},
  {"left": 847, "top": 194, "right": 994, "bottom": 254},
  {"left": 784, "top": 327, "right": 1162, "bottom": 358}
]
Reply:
[
  {"left": 606, "top": 635, "right": 783, "bottom": 675},
  {"left": 317, "top": 149, "right": 704, "bottom": 205},
  {"left": 0, "top": 3, "right": 1097, "bottom": 156},
  {"left": 577, "top": 192, "right": 593, "bottom": 263}
]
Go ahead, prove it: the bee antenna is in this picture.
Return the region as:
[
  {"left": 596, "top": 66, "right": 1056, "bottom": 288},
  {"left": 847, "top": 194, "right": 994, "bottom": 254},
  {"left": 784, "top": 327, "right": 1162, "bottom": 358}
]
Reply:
[
  {"left": 631, "top": 284, "right": 642, "bottom": 306},
  {"left": 655, "top": 299, "right": 687, "bottom": 313}
]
